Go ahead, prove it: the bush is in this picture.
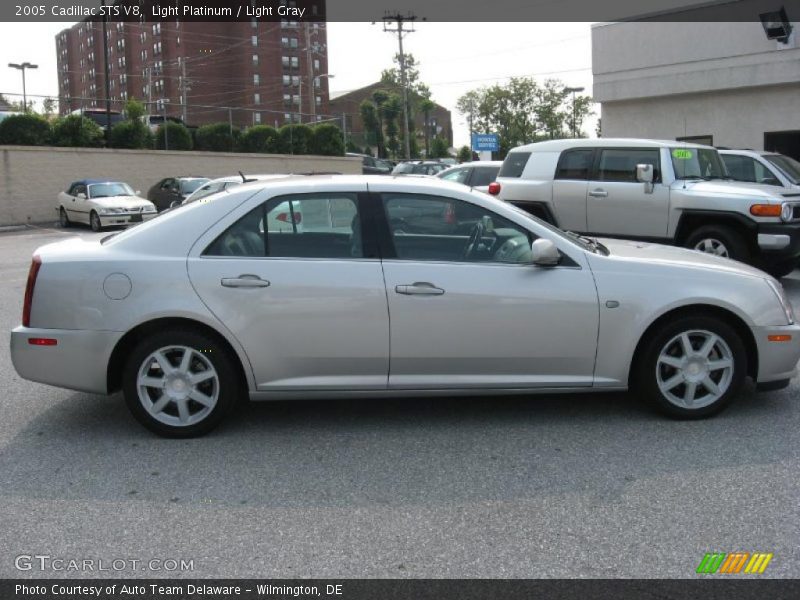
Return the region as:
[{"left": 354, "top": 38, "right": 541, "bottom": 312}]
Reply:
[
  {"left": 0, "top": 113, "right": 51, "bottom": 146},
  {"left": 155, "top": 122, "right": 193, "bottom": 150},
  {"left": 310, "top": 124, "right": 345, "bottom": 156},
  {"left": 195, "top": 122, "right": 239, "bottom": 152},
  {"left": 277, "top": 124, "right": 313, "bottom": 155},
  {"left": 238, "top": 125, "right": 278, "bottom": 153},
  {"left": 345, "top": 140, "right": 362, "bottom": 154},
  {"left": 108, "top": 120, "right": 153, "bottom": 149},
  {"left": 457, "top": 145, "right": 472, "bottom": 163},
  {"left": 50, "top": 114, "right": 104, "bottom": 147},
  {"left": 429, "top": 136, "right": 450, "bottom": 159}
]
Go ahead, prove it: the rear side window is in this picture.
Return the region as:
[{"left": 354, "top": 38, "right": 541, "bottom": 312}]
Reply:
[
  {"left": 597, "top": 149, "right": 660, "bottom": 183},
  {"left": 498, "top": 152, "right": 531, "bottom": 178},
  {"left": 555, "top": 149, "right": 593, "bottom": 180},
  {"left": 471, "top": 166, "right": 501, "bottom": 187}
]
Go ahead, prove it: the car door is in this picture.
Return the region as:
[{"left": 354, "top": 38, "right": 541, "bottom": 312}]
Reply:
[
  {"left": 551, "top": 148, "right": 593, "bottom": 231},
  {"left": 187, "top": 186, "right": 390, "bottom": 391},
  {"left": 374, "top": 190, "right": 600, "bottom": 389},
  {"left": 586, "top": 147, "right": 669, "bottom": 238},
  {"left": 68, "top": 183, "right": 90, "bottom": 224}
]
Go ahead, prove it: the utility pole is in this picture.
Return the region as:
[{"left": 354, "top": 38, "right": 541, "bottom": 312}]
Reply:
[
  {"left": 101, "top": 0, "right": 112, "bottom": 135},
  {"left": 305, "top": 22, "right": 315, "bottom": 122},
  {"left": 383, "top": 13, "right": 416, "bottom": 160},
  {"left": 178, "top": 57, "right": 188, "bottom": 123},
  {"left": 564, "top": 86, "right": 585, "bottom": 138}
]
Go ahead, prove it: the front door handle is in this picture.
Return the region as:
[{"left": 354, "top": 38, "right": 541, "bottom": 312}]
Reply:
[
  {"left": 589, "top": 189, "right": 608, "bottom": 198},
  {"left": 221, "top": 274, "right": 271, "bottom": 288},
  {"left": 395, "top": 282, "right": 445, "bottom": 296}
]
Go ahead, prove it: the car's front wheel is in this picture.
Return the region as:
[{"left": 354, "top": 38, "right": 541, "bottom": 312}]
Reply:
[
  {"left": 635, "top": 315, "right": 747, "bottom": 418},
  {"left": 90, "top": 210, "right": 102, "bottom": 232},
  {"left": 685, "top": 225, "right": 750, "bottom": 263},
  {"left": 122, "top": 329, "right": 241, "bottom": 437},
  {"left": 59, "top": 207, "right": 70, "bottom": 228}
]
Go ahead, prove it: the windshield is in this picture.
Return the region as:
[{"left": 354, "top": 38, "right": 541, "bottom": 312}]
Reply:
[
  {"left": 392, "top": 163, "right": 415, "bottom": 174},
  {"left": 501, "top": 200, "right": 601, "bottom": 253},
  {"left": 670, "top": 147, "right": 727, "bottom": 180},
  {"left": 88, "top": 182, "right": 135, "bottom": 198},
  {"left": 180, "top": 178, "right": 210, "bottom": 194},
  {"left": 765, "top": 154, "right": 800, "bottom": 185}
]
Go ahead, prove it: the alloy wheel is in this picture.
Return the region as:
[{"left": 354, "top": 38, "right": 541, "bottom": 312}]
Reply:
[{"left": 693, "top": 238, "right": 729, "bottom": 257}]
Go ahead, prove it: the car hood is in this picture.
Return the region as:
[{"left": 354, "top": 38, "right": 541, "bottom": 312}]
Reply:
[
  {"left": 91, "top": 195, "right": 153, "bottom": 208},
  {"left": 671, "top": 179, "right": 786, "bottom": 201},
  {"left": 598, "top": 237, "right": 769, "bottom": 279}
]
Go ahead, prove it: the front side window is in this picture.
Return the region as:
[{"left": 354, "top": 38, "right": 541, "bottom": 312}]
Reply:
[
  {"left": 204, "top": 193, "right": 361, "bottom": 259},
  {"left": 721, "top": 154, "right": 778, "bottom": 184},
  {"left": 671, "top": 147, "right": 726, "bottom": 180},
  {"left": 764, "top": 154, "right": 800, "bottom": 185},
  {"left": 597, "top": 148, "right": 660, "bottom": 183},
  {"left": 381, "top": 193, "right": 533, "bottom": 264}
]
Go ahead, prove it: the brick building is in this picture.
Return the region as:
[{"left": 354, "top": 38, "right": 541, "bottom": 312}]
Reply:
[
  {"left": 55, "top": 2, "right": 330, "bottom": 129},
  {"left": 328, "top": 81, "right": 453, "bottom": 156}
]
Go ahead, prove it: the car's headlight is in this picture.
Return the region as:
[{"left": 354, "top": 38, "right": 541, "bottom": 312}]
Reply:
[
  {"left": 98, "top": 207, "right": 124, "bottom": 214},
  {"left": 766, "top": 278, "right": 795, "bottom": 324},
  {"left": 781, "top": 203, "right": 794, "bottom": 222},
  {"left": 142, "top": 205, "right": 156, "bottom": 212}
]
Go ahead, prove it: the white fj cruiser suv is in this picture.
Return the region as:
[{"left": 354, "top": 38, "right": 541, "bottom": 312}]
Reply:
[{"left": 491, "top": 138, "right": 800, "bottom": 278}]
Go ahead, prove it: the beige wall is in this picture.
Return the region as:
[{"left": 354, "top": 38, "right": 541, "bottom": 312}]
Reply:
[{"left": 0, "top": 146, "right": 360, "bottom": 226}]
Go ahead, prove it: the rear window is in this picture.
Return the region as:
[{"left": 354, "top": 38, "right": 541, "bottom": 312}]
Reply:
[{"left": 498, "top": 152, "right": 531, "bottom": 178}]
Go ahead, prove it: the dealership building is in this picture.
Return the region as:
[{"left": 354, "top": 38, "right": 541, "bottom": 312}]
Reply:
[{"left": 592, "top": 18, "right": 800, "bottom": 159}]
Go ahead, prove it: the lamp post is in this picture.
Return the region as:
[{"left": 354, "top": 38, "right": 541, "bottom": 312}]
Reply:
[
  {"left": 564, "top": 86, "right": 585, "bottom": 138},
  {"left": 309, "top": 72, "right": 334, "bottom": 123},
  {"left": 8, "top": 62, "right": 38, "bottom": 112}
]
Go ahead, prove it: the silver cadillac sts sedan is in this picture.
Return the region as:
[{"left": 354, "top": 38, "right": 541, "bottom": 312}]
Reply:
[{"left": 11, "top": 176, "right": 800, "bottom": 437}]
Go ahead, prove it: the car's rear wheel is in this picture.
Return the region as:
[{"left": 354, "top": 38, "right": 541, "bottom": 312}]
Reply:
[
  {"left": 634, "top": 315, "right": 746, "bottom": 418},
  {"left": 59, "top": 207, "right": 70, "bottom": 228},
  {"left": 122, "top": 330, "right": 241, "bottom": 437},
  {"left": 685, "top": 225, "right": 750, "bottom": 263},
  {"left": 90, "top": 210, "right": 102, "bottom": 232}
]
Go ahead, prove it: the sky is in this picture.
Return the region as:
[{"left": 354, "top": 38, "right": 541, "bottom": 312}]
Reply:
[{"left": 0, "top": 21, "right": 596, "bottom": 147}]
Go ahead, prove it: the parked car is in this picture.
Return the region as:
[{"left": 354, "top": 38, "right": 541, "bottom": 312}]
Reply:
[
  {"left": 182, "top": 174, "right": 290, "bottom": 205},
  {"left": 346, "top": 153, "right": 392, "bottom": 175},
  {"left": 719, "top": 149, "right": 800, "bottom": 190},
  {"left": 492, "top": 138, "right": 800, "bottom": 278},
  {"left": 13, "top": 176, "right": 800, "bottom": 437},
  {"left": 56, "top": 180, "right": 157, "bottom": 232},
  {"left": 392, "top": 161, "right": 450, "bottom": 176},
  {"left": 147, "top": 176, "right": 210, "bottom": 211},
  {"left": 436, "top": 161, "right": 503, "bottom": 193}
]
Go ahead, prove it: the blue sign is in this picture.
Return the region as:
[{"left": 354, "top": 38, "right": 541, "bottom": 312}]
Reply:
[{"left": 471, "top": 133, "right": 500, "bottom": 152}]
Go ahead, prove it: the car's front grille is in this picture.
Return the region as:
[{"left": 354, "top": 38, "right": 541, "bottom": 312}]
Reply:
[{"left": 793, "top": 205, "right": 800, "bottom": 221}]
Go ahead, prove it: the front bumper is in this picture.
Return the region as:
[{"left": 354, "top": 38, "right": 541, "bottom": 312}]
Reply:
[
  {"left": 98, "top": 212, "right": 157, "bottom": 227},
  {"left": 754, "top": 323, "right": 800, "bottom": 383},
  {"left": 757, "top": 222, "right": 800, "bottom": 261},
  {"left": 10, "top": 327, "right": 123, "bottom": 395}
]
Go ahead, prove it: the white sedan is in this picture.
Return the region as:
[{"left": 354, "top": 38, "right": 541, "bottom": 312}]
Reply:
[
  {"left": 57, "top": 179, "right": 157, "bottom": 231},
  {"left": 14, "top": 175, "right": 800, "bottom": 437}
]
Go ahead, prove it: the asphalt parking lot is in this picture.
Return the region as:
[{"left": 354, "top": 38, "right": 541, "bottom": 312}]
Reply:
[{"left": 1, "top": 225, "right": 799, "bottom": 579}]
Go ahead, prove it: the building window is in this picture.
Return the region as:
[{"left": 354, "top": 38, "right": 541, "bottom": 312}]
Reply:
[
  {"left": 282, "top": 75, "right": 291, "bottom": 86},
  {"left": 253, "top": 74, "right": 260, "bottom": 85},
  {"left": 254, "top": 93, "right": 261, "bottom": 104},
  {"left": 251, "top": 18, "right": 258, "bottom": 28},
  {"left": 254, "top": 112, "right": 261, "bottom": 124},
  {"left": 314, "top": 59, "right": 320, "bottom": 72},
  {"left": 252, "top": 54, "right": 258, "bottom": 65},
  {"left": 251, "top": 35, "right": 258, "bottom": 47},
  {"left": 315, "top": 96, "right": 321, "bottom": 105}
]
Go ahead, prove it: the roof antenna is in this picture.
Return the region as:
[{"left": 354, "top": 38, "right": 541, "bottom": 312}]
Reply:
[{"left": 239, "top": 171, "right": 256, "bottom": 183}]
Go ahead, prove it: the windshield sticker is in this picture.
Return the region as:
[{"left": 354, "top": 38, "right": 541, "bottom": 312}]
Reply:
[{"left": 672, "top": 149, "right": 693, "bottom": 160}]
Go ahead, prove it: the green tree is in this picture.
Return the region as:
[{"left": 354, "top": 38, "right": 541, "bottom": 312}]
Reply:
[
  {"left": 359, "top": 99, "right": 383, "bottom": 158},
  {"left": 238, "top": 125, "right": 279, "bottom": 153},
  {"left": 429, "top": 136, "right": 450, "bottom": 159},
  {"left": 310, "top": 123, "right": 344, "bottom": 156},
  {"left": 345, "top": 139, "right": 362, "bottom": 153},
  {"left": 50, "top": 114, "right": 104, "bottom": 147},
  {"left": 42, "top": 97, "right": 57, "bottom": 117},
  {"left": 457, "top": 145, "right": 472, "bottom": 163},
  {"left": 195, "top": 122, "right": 239, "bottom": 152},
  {"left": 155, "top": 122, "right": 193, "bottom": 150},
  {"left": 0, "top": 113, "right": 51, "bottom": 145},
  {"left": 277, "top": 124, "right": 313, "bottom": 154},
  {"left": 381, "top": 94, "right": 403, "bottom": 159},
  {"left": 380, "top": 53, "right": 431, "bottom": 99},
  {"left": 108, "top": 98, "right": 152, "bottom": 149}
]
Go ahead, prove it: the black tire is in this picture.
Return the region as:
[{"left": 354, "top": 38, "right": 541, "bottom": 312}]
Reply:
[
  {"left": 122, "top": 329, "right": 242, "bottom": 438},
  {"left": 59, "top": 207, "right": 70, "bottom": 228},
  {"left": 633, "top": 315, "right": 747, "bottom": 419},
  {"left": 762, "top": 259, "right": 796, "bottom": 279},
  {"left": 685, "top": 225, "right": 750, "bottom": 263},
  {"left": 89, "top": 210, "right": 102, "bottom": 232}
]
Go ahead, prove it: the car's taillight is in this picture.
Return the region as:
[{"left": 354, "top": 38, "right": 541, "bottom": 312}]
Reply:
[
  {"left": 487, "top": 182, "right": 501, "bottom": 195},
  {"left": 276, "top": 212, "right": 302, "bottom": 224},
  {"left": 22, "top": 255, "right": 41, "bottom": 328}
]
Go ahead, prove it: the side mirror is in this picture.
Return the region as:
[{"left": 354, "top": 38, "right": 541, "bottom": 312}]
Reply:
[
  {"left": 76, "top": 192, "right": 87, "bottom": 199},
  {"left": 531, "top": 238, "right": 560, "bottom": 266},
  {"left": 636, "top": 163, "right": 654, "bottom": 194}
]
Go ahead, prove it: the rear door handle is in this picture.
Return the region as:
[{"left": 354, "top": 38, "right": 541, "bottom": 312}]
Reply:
[
  {"left": 589, "top": 189, "right": 608, "bottom": 198},
  {"left": 221, "top": 274, "right": 271, "bottom": 288},
  {"left": 395, "top": 282, "right": 445, "bottom": 296}
]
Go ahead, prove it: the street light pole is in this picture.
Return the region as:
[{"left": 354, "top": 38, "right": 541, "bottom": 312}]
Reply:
[
  {"left": 564, "top": 86, "right": 585, "bottom": 138},
  {"left": 8, "top": 62, "right": 38, "bottom": 112}
]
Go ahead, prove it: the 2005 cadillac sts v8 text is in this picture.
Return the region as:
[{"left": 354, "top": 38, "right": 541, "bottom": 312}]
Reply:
[{"left": 10, "top": 176, "right": 800, "bottom": 437}]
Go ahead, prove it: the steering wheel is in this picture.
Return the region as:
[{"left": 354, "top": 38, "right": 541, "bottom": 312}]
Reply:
[{"left": 462, "top": 220, "right": 486, "bottom": 260}]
